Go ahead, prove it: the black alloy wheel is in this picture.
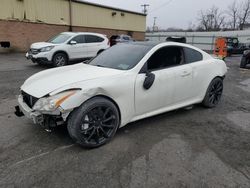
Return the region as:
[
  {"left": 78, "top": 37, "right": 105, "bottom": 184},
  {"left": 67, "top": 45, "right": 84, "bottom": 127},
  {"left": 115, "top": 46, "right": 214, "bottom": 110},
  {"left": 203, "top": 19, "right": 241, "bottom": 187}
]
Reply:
[
  {"left": 80, "top": 106, "right": 117, "bottom": 145},
  {"left": 67, "top": 97, "right": 120, "bottom": 148},
  {"left": 202, "top": 77, "right": 223, "bottom": 108}
]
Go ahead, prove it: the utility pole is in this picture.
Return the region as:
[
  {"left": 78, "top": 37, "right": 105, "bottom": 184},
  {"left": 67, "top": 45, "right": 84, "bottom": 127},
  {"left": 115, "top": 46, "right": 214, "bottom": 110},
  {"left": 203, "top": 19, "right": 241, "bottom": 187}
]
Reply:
[
  {"left": 153, "top": 17, "right": 157, "bottom": 32},
  {"left": 141, "top": 4, "right": 149, "bottom": 14}
]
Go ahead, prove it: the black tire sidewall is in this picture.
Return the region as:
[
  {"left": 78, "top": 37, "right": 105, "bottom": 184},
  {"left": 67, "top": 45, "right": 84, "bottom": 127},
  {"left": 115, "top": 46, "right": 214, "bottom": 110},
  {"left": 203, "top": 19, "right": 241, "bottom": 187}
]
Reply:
[
  {"left": 67, "top": 97, "right": 120, "bottom": 148},
  {"left": 240, "top": 58, "right": 248, "bottom": 68},
  {"left": 97, "top": 50, "right": 104, "bottom": 56},
  {"left": 202, "top": 77, "right": 223, "bottom": 108}
]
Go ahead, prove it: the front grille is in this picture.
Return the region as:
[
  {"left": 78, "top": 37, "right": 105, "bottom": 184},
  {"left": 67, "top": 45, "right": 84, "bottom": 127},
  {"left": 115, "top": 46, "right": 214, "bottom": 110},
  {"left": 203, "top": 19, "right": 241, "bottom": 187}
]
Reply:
[
  {"left": 30, "top": 48, "right": 40, "bottom": 55},
  {"left": 21, "top": 91, "right": 39, "bottom": 108}
]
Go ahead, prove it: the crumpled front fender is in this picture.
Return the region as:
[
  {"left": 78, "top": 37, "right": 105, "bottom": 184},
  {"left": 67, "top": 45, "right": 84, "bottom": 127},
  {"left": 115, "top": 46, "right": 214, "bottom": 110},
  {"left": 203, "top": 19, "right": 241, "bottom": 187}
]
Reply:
[{"left": 59, "top": 87, "right": 115, "bottom": 119}]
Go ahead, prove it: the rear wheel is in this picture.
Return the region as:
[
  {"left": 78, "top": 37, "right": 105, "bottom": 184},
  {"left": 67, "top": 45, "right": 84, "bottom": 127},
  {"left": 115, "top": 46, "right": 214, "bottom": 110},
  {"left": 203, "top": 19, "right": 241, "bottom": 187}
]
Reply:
[
  {"left": 202, "top": 77, "right": 223, "bottom": 108},
  {"left": 240, "top": 58, "right": 248, "bottom": 68},
  {"left": 52, "top": 53, "right": 68, "bottom": 67},
  {"left": 67, "top": 97, "right": 120, "bottom": 148}
]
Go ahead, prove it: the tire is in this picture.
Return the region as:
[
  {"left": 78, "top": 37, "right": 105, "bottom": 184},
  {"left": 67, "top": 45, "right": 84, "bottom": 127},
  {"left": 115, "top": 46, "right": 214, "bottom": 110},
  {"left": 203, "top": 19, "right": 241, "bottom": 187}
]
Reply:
[
  {"left": 97, "top": 50, "right": 104, "bottom": 56},
  {"left": 240, "top": 58, "right": 248, "bottom": 68},
  {"left": 52, "top": 53, "right": 68, "bottom": 67},
  {"left": 67, "top": 97, "right": 120, "bottom": 148},
  {"left": 202, "top": 77, "right": 223, "bottom": 108}
]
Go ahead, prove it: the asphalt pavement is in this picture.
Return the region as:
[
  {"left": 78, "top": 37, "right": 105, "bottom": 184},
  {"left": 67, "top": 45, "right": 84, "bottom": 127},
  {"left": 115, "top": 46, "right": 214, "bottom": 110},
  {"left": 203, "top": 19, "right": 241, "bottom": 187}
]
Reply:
[{"left": 0, "top": 53, "right": 250, "bottom": 188}]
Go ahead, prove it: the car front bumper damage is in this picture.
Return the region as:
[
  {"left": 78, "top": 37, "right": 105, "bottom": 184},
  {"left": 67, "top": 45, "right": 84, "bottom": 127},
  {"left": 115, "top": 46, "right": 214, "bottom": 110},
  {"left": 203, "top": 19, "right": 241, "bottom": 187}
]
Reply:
[
  {"left": 15, "top": 95, "right": 70, "bottom": 131},
  {"left": 15, "top": 95, "right": 44, "bottom": 124}
]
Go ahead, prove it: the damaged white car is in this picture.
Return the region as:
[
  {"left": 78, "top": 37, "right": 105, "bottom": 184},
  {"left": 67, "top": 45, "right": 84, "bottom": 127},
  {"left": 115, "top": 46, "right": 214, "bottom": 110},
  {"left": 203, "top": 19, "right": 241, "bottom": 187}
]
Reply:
[{"left": 15, "top": 42, "right": 227, "bottom": 148}]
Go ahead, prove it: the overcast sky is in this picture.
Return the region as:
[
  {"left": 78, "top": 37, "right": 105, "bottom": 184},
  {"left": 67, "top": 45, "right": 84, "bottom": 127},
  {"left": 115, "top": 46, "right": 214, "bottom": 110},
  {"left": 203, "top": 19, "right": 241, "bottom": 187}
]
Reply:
[{"left": 89, "top": 0, "right": 235, "bottom": 29}]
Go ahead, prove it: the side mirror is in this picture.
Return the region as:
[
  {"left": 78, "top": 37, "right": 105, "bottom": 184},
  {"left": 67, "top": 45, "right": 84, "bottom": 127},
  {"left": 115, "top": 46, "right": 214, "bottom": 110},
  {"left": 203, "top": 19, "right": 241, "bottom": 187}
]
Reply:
[
  {"left": 70, "top": 40, "right": 77, "bottom": 45},
  {"left": 143, "top": 71, "right": 155, "bottom": 90}
]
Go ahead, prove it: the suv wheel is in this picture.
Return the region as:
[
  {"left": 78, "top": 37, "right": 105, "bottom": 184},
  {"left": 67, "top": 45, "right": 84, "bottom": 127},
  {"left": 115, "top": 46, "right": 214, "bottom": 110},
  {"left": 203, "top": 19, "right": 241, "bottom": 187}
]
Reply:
[{"left": 52, "top": 53, "right": 68, "bottom": 67}]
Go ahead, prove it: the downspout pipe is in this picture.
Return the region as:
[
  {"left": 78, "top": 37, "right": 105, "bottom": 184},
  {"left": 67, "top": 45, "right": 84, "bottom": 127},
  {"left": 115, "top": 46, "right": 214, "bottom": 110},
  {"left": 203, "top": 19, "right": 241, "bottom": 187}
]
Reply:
[{"left": 69, "top": 0, "right": 73, "bottom": 31}]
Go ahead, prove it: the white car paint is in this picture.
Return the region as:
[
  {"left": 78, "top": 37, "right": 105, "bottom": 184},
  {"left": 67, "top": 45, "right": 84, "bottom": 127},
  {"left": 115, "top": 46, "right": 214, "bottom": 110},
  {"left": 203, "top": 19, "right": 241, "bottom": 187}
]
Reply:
[
  {"left": 19, "top": 42, "right": 227, "bottom": 128},
  {"left": 25, "top": 32, "right": 109, "bottom": 63}
]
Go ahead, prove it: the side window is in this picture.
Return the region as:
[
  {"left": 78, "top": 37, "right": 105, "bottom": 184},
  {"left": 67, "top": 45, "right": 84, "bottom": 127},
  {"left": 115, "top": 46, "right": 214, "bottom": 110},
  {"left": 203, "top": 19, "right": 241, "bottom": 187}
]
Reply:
[
  {"left": 71, "top": 35, "right": 85, "bottom": 44},
  {"left": 147, "top": 46, "right": 184, "bottom": 71},
  {"left": 184, "top": 47, "right": 203, "bottom": 63},
  {"left": 85, "top": 35, "right": 104, "bottom": 43},
  {"left": 123, "top": 36, "right": 130, "bottom": 41}
]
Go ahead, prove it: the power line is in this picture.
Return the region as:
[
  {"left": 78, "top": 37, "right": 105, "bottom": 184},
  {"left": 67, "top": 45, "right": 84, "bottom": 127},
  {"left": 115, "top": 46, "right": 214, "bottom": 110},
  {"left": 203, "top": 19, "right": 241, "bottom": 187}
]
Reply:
[
  {"left": 150, "top": 0, "right": 174, "bottom": 13},
  {"left": 141, "top": 4, "right": 150, "bottom": 14}
]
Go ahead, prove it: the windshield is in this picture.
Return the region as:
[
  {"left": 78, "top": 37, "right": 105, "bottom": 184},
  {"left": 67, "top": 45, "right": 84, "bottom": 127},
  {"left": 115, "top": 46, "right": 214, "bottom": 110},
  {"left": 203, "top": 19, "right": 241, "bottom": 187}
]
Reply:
[
  {"left": 89, "top": 44, "right": 152, "bottom": 70},
  {"left": 47, "top": 34, "right": 72, "bottom": 44}
]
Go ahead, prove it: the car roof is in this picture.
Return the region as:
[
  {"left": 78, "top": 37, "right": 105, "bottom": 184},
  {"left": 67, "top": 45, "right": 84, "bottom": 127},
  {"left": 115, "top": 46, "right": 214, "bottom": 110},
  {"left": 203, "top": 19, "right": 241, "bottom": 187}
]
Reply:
[
  {"left": 124, "top": 41, "right": 207, "bottom": 54},
  {"left": 129, "top": 41, "right": 161, "bottom": 47},
  {"left": 167, "top": 36, "right": 186, "bottom": 39},
  {"left": 61, "top": 32, "right": 106, "bottom": 37},
  {"left": 127, "top": 41, "right": 191, "bottom": 48}
]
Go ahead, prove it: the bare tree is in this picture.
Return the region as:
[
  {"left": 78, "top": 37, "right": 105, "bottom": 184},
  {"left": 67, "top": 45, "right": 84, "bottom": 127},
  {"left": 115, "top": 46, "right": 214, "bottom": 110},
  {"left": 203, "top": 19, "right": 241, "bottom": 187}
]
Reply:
[
  {"left": 197, "top": 6, "right": 225, "bottom": 31},
  {"left": 227, "top": 0, "right": 239, "bottom": 30},
  {"left": 238, "top": 0, "right": 250, "bottom": 30}
]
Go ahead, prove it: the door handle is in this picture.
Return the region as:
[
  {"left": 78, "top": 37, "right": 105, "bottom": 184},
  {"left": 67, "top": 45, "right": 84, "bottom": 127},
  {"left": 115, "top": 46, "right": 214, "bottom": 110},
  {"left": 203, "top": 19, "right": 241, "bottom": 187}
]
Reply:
[{"left": 181, "top": 71, "right": 191, "bottom": 77}]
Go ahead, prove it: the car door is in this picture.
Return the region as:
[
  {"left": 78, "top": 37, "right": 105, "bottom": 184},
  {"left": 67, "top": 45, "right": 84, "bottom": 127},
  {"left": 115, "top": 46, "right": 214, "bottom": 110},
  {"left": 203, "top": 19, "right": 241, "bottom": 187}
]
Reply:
[
  {"left": 172, "top": 63, "right": 193, "bottom": 104},
  {"left": 135, "top": 46, "right": 193, "bottom": 116},
  {"left": 135, "top": 67, "right": 175, "bottom": 116},
  {"left": 183, "top": 47, "right": 209, "bottom": 99},
  {"left": 67, "top": 35, "right": 88, "bottom": 59},
  {"left": 85, "top": 35, "right": 104, "bottom": 57}
]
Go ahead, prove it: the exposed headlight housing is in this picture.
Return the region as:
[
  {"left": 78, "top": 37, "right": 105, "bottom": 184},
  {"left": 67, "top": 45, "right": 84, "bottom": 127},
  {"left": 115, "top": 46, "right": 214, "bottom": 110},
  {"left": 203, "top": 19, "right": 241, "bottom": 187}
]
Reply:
[
  {"left": 40, "top": 46, "right": 54, "bottom": 52},
  {"left": 33, "top": 90, "right": 79, "bottom": 112}
]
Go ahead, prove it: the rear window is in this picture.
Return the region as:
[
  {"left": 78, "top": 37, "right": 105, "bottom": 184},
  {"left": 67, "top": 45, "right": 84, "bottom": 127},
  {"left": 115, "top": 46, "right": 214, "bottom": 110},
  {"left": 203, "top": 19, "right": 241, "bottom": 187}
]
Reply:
[
  {"left": 85, "top": 35, "right": 104, "bottom": 43},
  {"left": 71, "top": 35, "right": 85, "bottom": 43},
  {"left": 123, "top": 36, "right": 130, "bottom": 40},
  {"left": 184, "top": 47, "right": 203, "bottom": 63}
]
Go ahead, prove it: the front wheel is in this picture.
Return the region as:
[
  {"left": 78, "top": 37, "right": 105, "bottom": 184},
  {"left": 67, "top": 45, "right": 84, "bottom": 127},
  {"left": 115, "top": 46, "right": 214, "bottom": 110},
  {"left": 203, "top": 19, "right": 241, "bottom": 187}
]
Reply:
[
  {"left": 52, "top": 53, "right": 68, "bottom": 67},
  {"left": 202, "top": 77, "right": 223, "bottom": 108},
  {"left": 67, "top": 97, "right": 120, "bottom": 148}
]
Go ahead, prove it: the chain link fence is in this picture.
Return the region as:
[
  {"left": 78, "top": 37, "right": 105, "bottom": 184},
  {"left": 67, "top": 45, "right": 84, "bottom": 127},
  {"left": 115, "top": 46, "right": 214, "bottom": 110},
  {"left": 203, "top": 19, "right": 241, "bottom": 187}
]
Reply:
[{"left": 146, "top": 30, "right": 250, "bottom": 52}]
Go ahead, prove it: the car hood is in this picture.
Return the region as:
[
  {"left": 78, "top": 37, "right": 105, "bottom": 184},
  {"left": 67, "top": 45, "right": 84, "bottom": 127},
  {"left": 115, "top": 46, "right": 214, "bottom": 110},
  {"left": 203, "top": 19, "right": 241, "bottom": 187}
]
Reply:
[
  {"left": 30, "top": 42, "right": 57, "bottom": 49},
  {"left": 21, "top": 64, "right": 124, "bottom": 98}
]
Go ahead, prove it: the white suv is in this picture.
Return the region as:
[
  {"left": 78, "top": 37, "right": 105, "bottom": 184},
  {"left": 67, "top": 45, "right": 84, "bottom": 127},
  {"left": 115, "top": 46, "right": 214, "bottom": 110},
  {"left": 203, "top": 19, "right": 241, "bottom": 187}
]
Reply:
[{"left": 26, "top": 32, "right": 110, "bottom": 67}]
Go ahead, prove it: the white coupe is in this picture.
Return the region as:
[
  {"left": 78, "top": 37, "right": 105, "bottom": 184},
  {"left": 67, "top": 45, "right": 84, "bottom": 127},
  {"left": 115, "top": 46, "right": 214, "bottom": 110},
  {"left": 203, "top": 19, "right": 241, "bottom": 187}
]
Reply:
[{"left": 15, "top": 42, "right": 227, "bottom": 148}]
